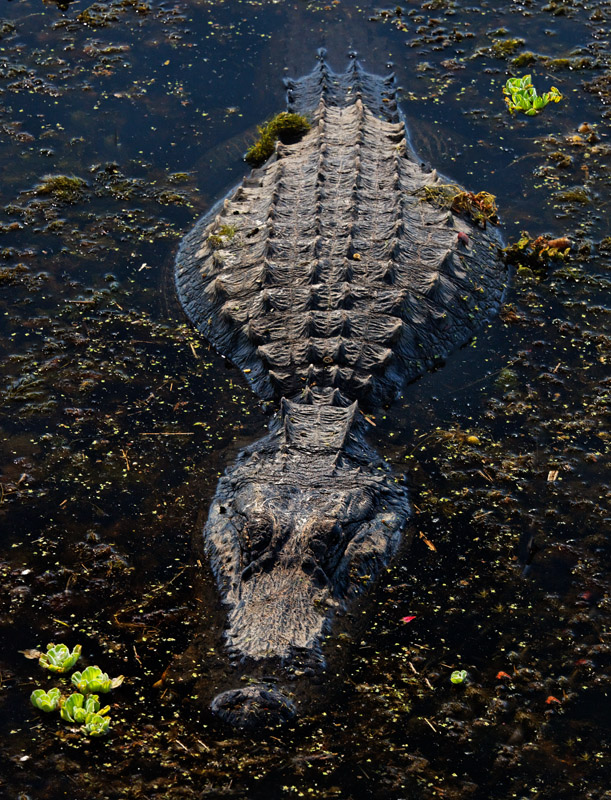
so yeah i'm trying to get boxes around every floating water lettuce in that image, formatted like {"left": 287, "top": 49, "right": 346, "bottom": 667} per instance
{"left": 503, "top": 74, "right": 562, "bottom": 115}
{"left": 71, "top": 665, "right": 124, "bottom": 694}
{"left": 39, "top": 643, "right": 82, "bottom": 674}
{"left": 81, "top": 713, "right": 111, "bottom": 737}
{"left": 60, "top": 692, "right": 110, "bottom": 723}
{"left": 28, "top": 643, "right": 123, "bottom": 737}
{"left": 30, "top": 687, "right": 61, "bottom": 712}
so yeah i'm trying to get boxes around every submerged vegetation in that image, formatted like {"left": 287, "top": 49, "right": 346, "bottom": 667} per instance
{"left": 245, "top": 112, "right": 310, "bottom": 167}
{"left": 77, "top": 0, "right": 151, "bottom": 28}
{"left": 34, "top": 174, "right": 88, "bottom": 204}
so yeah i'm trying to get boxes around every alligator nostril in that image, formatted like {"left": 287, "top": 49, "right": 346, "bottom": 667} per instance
{"left": 211, "top": 684, "right": 296, "bottom": 729}
{"left": 312, "top": 566, "right": 329, "bottom": 588}
{"left": 301, "top": 555, "right": 317, "bottom": 574}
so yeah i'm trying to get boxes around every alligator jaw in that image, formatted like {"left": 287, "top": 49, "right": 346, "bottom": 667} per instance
{"left": 205, "top": 399, "right": 409, "bottom": 727}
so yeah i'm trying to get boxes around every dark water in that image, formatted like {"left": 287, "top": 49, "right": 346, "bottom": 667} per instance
{"left": 0, "top": 1, "right": 609, "bottom": 798}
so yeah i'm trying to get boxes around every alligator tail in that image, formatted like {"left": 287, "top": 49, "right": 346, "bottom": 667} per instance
{"left": 285, "top": 49, "right": 399, "bottom": 122}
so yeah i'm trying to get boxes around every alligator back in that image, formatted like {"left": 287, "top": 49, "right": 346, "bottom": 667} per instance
{"left": 175, "top": 54, "right": 505, "bottom": 409}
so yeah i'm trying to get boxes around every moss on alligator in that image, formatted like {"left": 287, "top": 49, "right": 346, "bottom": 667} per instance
{"left": 419, "top": 183, "right": 498, "bottom": 227}
{"left": 245, "top": 112, "right": 310, "bottom": 167}
{"left": 207, "top": 224, "right": 237, "bottom": 249}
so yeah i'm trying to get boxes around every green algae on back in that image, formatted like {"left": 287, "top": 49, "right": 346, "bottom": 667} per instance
{"left": 244, "top": 112, "right": 310, "bottom": 167}
{"left": 207, "top": 224, "right": 237, "bottom": 249}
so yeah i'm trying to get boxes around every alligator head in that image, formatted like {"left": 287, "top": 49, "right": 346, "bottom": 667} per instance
{"left": 205, "top": 398, "right": 409, "bottom": 727}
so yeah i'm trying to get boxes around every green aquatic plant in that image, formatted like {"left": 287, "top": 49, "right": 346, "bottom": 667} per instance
{"left": 60, "top": 692, "right": 110, "bottom": 723}
{"left": 503, "top": 74, "right": 562, "bottom": 115}
{"left": 82, "top": 713, "right": 111, "bottom": 737}
{"left": 39, "top": 643, "right": 82, "bottom": 674}
{"left": 245, "top": 112, "right": 310, "bottom": 167}
{"left": 71, "top": 665, "right": 124, "bottom": 694}
{"left": 450, "top": 670, "right": 468, "bottom": 684}
{"left": 30, "top": 687, "right": 61, "bottom": 712}
{"left": 28, "top": 645, "right": 121, "bottom": 736}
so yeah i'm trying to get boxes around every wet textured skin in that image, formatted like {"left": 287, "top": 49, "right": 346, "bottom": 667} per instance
{"left": 175, "top": 53, "right": 507, "bottom": 728}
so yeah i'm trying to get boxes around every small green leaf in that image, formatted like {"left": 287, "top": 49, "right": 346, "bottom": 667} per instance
{"left": 60, "top": 692, "right": 86, "bottom": 723}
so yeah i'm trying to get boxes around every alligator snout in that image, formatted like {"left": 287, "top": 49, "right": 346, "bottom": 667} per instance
{"left": 211, "top": 684, "right": 297, "bottom": 729}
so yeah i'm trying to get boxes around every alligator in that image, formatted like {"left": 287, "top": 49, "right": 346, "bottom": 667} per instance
{"left": 174, "top": 52, "right": 506, "bottom": 728}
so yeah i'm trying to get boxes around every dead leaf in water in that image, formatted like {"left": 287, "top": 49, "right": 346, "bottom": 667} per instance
{"left": 19, "top": 649, "right": 41, "bottom": 660}
{"left": 419, "top": 532, "right": 437, "bottom": 551}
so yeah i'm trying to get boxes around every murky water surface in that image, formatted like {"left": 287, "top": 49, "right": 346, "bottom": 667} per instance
{"left": 0, "top": 0, "right": 609, "bottom": 798}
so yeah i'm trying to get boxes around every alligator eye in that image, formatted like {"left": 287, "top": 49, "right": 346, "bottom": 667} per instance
{"left": 321, "top": 520, "right": 342, "bottom": 548}
{"left": 308, "top": 521, "right": 341, "bottom": 563}
{"left": 312, "top": 566, "right": 329, "bottom": 588}
{"left": 244, "top": 516, "right": 273, "bottom": 558}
